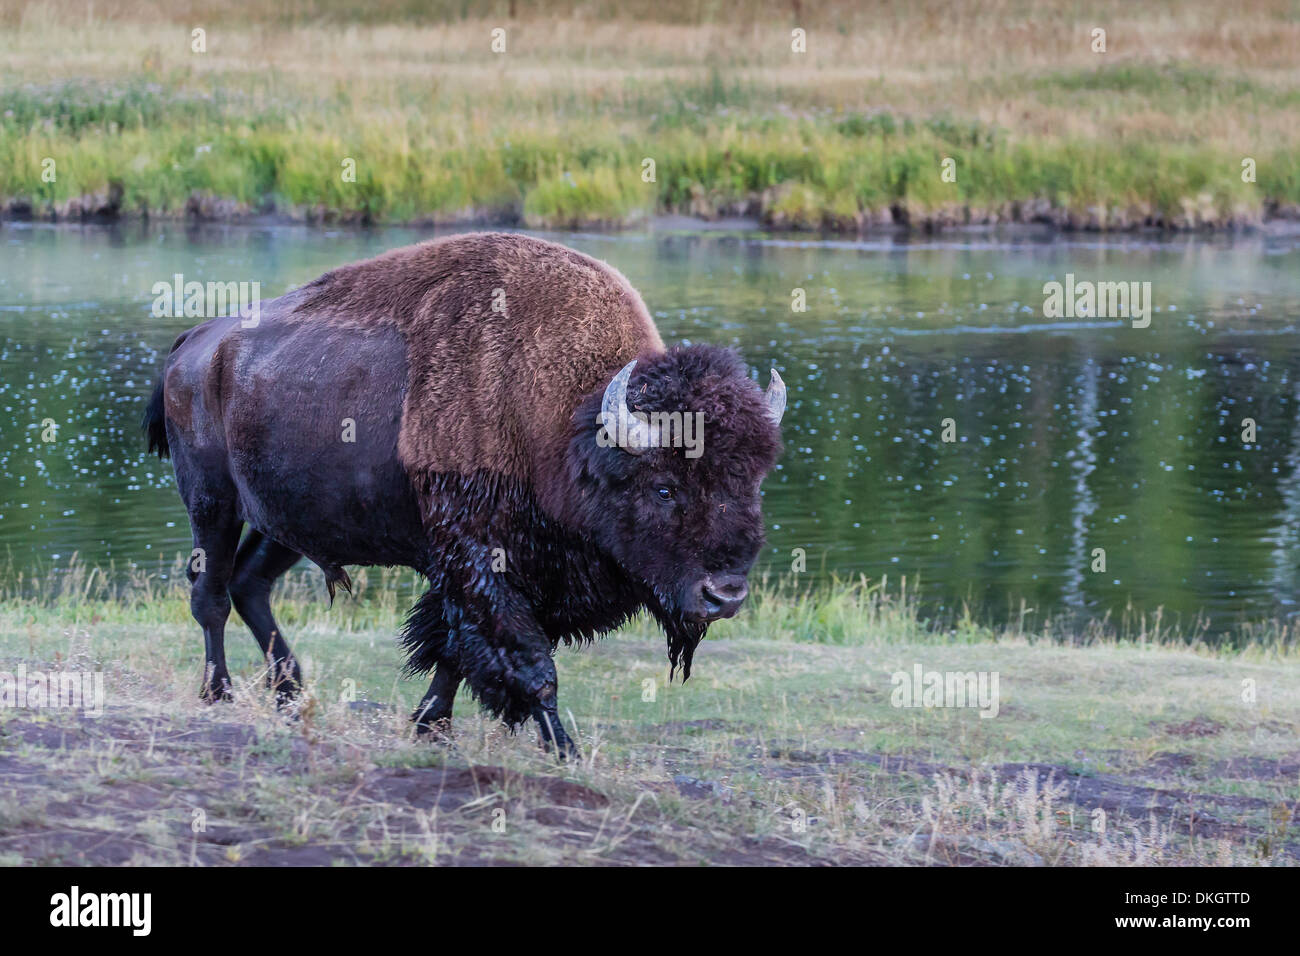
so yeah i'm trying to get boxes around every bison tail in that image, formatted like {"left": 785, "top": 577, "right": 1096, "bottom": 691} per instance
{"left": 142, "top": 375, "right": 169, "bottom": 460}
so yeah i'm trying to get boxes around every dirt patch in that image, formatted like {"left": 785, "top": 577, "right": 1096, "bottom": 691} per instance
{"left": 2, "top": 706, "right": 1291, "bottom": 866}
{"left": 1164, "top": 717, "right": 1226, "bottom": 738}
{"left": 359, "top": 764, "right": 610, "bottom": 813}
{"left": 1107, "top": 749, "right": 1300, "bottom": 784}
{"left": 0, "top": 710, "right": 868, "bottom": 866}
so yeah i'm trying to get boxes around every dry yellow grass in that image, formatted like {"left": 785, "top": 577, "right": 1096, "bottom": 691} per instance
{"left": 6, "top": 0, "right": 1297, "bottom": 147}
{"left": 2, "top": 0, "right": 1296, "bottom": 226}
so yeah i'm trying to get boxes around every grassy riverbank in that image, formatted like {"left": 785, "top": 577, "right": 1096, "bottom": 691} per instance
{"left": 1, "top": 0, "right": 1298, "bottom": 230}
{"left": 1, "top": 564, "right": 1297, "bottom": 865}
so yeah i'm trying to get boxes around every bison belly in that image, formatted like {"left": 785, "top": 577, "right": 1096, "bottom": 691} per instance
{"left": 219, "top": 318, "right": 427, "bottom": 569}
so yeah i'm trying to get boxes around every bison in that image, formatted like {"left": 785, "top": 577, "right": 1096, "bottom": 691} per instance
{"left": 143, "top": 232, "right": 784, "bottom": 754}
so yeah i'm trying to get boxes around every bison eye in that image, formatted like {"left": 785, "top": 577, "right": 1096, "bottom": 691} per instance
{"left": 655, "top": 486, "right": 674, "bottom": 502}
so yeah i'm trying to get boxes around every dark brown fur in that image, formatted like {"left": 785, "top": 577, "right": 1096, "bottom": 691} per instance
{"left": 145, "top": 232, "right": 781, "bottom": 755}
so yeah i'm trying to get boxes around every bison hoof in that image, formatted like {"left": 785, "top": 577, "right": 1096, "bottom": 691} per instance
{"left": 414, "top": 716, "right": 454, "bottom": 742}
{"left": 271, "top": 686, "right": 304, "bottom": 716}
{"left": 199, "top": 675, "right": 233, "bottom": 704}
{"left": 540, "top": 734, "right": 580, "bottom": 761}
{"left": 270, "top": 675, "right": 302, "bottom": 710}
{"left": 273, "top": 687, "right": 300, "bottom": 711}
{"left": 533, "top": 709, "right": 579, "bottom": 760}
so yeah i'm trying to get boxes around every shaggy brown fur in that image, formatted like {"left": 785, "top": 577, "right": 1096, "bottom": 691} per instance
{"left": 145, "top": 232, "right": 782, "bottom": 756}
{"left": 288, "top": 232, "right": 665, "bottom": 519}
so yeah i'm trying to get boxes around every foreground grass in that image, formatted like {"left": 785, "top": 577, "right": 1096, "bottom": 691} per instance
{"left": 1, "top": 0, "right": 1297, "bottom": 229}
{"left": 1, "top": 571, "right": 1297, "bottom": 865}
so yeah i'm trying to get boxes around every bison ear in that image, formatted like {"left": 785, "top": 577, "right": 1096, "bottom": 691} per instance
{"left": 764, "top": 368, "right": 786, "bottom": 426}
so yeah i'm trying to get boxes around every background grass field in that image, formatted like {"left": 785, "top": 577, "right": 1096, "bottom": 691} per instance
{"left": 1, "top": 561, "right": 1296, "bottom": 865}
{"left": 1, "top": 0, "right": 1297, "bottom": 228}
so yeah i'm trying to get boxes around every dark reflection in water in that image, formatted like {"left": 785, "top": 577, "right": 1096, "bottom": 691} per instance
{"left": 2, "top": 222, "right": 1299, "bottom": 638}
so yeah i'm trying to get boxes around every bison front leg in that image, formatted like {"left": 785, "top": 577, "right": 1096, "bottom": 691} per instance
{"left": 407, "top": 574, "right": 577, "bottom": 758}
{"left": 530, "top": 677, "right": 577, "bottom": 758}
{"left": 507, "top": 648, "right": 576, "bottom": 757}
{"left": 468, "top": 608, "right": 577, "bottom": 757}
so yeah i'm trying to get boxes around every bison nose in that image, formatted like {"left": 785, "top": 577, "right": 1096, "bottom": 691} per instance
{"left": 699, "top": 574, "right": 749, "bottom": 620}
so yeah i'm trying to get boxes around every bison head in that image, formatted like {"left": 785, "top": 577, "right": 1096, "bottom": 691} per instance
{"left": 566, "top": 345, "right": 784, "bottom": 670}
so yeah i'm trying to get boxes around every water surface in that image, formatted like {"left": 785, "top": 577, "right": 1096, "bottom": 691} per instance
{"left": 3, "top": 222, "right": 1300, "bottom": 638}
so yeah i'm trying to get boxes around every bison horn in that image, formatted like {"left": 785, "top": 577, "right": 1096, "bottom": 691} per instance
{"left": 601, "top": 360, "right": 660, "bottom": 454}
{"left": 764, "top": 368, "right": 786, "bottom": 426}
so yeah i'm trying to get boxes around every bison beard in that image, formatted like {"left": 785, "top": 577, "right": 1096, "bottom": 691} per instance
{"left": 396, "top": 395, "right": 728, "bottom": 732}
{"left": 665, "top": 619, "right": 707, "bottom": 681}
{"left": 143, "top": 233, "right": 782, "bottom": 756}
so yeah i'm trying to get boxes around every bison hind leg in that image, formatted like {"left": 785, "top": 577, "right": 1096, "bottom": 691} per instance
{"left": 182, "top": 490, "right": 243, "bottom": 704}
{"left": 412, "top": 663, "right": 461, "bottom": 739}
{"left": 402, "top": 587, "right": 459, "bottom": 737}
{"left": 230, "top": 530, "right": 304, "bottom": 706}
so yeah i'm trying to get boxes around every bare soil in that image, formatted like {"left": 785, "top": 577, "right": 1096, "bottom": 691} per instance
{"left": 2, "top": 706, "right": 1294, "bottom": 866}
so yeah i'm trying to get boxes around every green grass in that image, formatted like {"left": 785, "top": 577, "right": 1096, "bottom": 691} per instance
{"left": 1, "top": 559, "right": 1297, "bottom": 865}
{"left": 1, "top": 78, "right": 1282, "bottom": 227}
{"left": 2, "top": 571, "right": 1298, "bottom": 865}
{"left": 8, "top": 551, "right": 1300, "bottom": 654}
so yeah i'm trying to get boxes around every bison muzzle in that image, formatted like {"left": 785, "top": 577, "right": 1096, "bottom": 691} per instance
{"left": 143, "top": 232, "right": 784, "bottom": 755}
